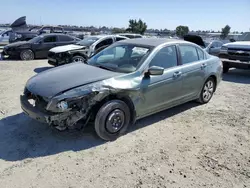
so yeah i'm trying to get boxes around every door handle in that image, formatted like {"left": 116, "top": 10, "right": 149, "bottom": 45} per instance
{"left": 173, "top": 71, "right": 182, "bottom": 77}
{"left": 201, "top": 63, "right": 207, "bottom": 69}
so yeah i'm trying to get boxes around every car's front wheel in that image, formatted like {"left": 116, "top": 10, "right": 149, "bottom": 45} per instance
{"left": 20, "top": 49, "right": 34, "bottom": 60}
{"left": 94, "top": 100, "right": 131, "bottom": 141}
{"left": 72, "top": 55, "right": 85, "bottom": 63}
{"left": 197, "top": 77, "right": 215, "bottom": 104}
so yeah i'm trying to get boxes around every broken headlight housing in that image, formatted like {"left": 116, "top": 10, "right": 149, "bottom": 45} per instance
{"left": 57, "top": 101, "right": 69, "bottom": 111}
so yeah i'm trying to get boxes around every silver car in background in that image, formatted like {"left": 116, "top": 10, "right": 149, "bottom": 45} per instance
{"left": 204, "top": 40, "right": 224, "bottom": 56}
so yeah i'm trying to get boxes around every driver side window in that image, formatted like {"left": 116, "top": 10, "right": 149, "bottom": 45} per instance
{"left": 95, "top": 38, "right": 113, "bottom": 50}
{"left": 149, "top": 45, "right": 178, "bottom": 69}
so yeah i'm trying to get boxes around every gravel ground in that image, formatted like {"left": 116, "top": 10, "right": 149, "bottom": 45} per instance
{"left": 0, "top": 60, "right": 249, "bottom": 188}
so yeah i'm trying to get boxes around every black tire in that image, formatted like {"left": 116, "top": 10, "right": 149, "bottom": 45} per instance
{"left": 197, "top": 77, "right": 215, "bottom": 104}
{"left": 20, "top": 49, "right": 34, "bottom": 60}
{"left": 223, "top": 65, "right": 229, "bottom": 73}
{"left": 72, "top": 55, "right": 85, "bottom": 63}
{"left": 94, "top": 100, "right": 131, "bottom": 141}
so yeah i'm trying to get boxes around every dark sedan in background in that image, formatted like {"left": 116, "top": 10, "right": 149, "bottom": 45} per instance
{"left": 2, "top": 33, "right": 80, "bottom": 60}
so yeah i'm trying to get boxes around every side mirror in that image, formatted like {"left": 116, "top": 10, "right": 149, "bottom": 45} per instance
{"left": 147, "top": 66, "right": 164, "bottom": 76}
{"left": 210, "top": 45, "right": 215, "bottom": 49}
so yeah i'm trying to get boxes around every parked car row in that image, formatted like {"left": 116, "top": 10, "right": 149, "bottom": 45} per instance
{"left": 20, "top": 37, "right": 223, "bottom": 141}
{"left": 2, "top": 33, "right": 81, "bottom": 60}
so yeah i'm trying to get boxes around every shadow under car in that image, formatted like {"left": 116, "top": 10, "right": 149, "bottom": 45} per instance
{"left": 0, "top": 101, "right": 199, "bottom": 162}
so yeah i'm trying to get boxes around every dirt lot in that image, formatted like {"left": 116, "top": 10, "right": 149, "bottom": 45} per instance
{"left": 0, "top": 60, "right": 249, "bottom": 188}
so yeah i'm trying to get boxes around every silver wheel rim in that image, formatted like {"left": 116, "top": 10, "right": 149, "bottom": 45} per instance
{"left": 73, "top": 57, "right": 84, "bottom": 62}
{"left": 22, "top": 51, "right": 33, "bottom": 60}
{"left": 203, "top": 80, "right": 214, "bottom": 102}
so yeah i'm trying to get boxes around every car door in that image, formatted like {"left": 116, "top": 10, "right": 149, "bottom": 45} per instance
{"left": 178, "top": 44, "right": 207, "bottom": 100}
{"left": 34, "top": 35, "right": 58, "bottom": 58}
{"left": 209, "top": 41, "right": 223, "bottom": 56}
{"left": 138, "top": 45, "right": 183, "bottom": 117}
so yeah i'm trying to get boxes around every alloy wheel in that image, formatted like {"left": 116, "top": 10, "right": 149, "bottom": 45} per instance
{"left": 202, "top": 80, "right": 214, "bottom": 102}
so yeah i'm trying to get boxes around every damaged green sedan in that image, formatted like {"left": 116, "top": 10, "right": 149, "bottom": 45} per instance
{"left": 20, "top": 38, "right": 223, "bottom": 141}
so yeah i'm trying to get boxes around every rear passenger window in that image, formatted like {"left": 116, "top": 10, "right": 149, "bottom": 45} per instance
{"left": 96, "top": 38, "right": 113, "bottom": 49}
{"left": 197, "top": 48, "right": 205, "bottom": 60}
{"left": 149, "top": 46, "right": 178, "bottom": 69}
{"left": 59, "top": 35, "right": 74, "bottom": 42}
{"left": 43, "top": 36, "right": 57, "bottom": 43}
{"left": 179, "top": 45, "right": 199, "bottom": 64}
{"left": 116, "top": 37, "right": 126, "bottom": 41}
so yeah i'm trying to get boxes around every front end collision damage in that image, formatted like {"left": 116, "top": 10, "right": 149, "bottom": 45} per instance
{"left": 25, "top": 76, "right": 142, "bottom": 131}
{"left": 48, "top": 46, "right": 90, "bottom": 66}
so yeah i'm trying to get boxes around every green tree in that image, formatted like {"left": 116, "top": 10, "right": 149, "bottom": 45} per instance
{"left": 220, "top": 25, "right": 231, "bottom": 39}
{"left": 175, "top": 25, "right": 189, "bottom": 38}
{"left": 126, "top": 19, "right": 147, "bottom": 34}
{"left": 112, "top": 27, "right": 126, "bottom": 34}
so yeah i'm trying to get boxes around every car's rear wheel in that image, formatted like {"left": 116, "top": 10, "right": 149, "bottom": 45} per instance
{"left": 20, "top": 49, "right": 34, "bottom": 60}
{"left": 94, "top": 100, "right": 131, "bottom": 141}
{"left": 197, "top": 77, "right": 215, "bottom": 104}
{"left": 72, "top": 55, "right": 85, "bottom": 63}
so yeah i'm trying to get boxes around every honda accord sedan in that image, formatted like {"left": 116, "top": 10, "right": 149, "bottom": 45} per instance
{"left": 20, "top": 38, "right": 223, "bottom": 141}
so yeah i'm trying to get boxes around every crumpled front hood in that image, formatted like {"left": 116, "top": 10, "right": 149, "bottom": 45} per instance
{"left": 25, "top": 63, "right": 121, "bottom": 98}
{"left": 223, "top": 41, "right": 250, "bottom": 49}
{"left": 49, "top": 44, "right": 85, "bottom": 53}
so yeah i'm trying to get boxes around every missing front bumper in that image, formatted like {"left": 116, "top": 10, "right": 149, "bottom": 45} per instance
{"left": 20, "top": 95, "right": 48, "bottom": 123}
{"left": 20, "top": 95, "right": 88, "bottom": 130}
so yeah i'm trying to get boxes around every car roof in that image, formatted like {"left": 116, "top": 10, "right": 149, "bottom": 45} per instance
{"left": 117, "top": 33, "right": 142, "bottom": 36}
{"left": 117, "top": 38, "right": 184, "bottom": 47}
{"left": 40, "top": 33, "right": 70, "bottom": 37}
{"left": 85, "top": 35, "right": 129, "bottom": 39}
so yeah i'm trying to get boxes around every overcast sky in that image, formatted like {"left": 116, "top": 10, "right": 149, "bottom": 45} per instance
{"left": 1, "top": 0, "right": 250, "bottom": 32}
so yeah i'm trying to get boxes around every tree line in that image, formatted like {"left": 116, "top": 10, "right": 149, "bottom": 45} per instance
{"left": 113, "top": 18, "right": 233, "bottom": 39}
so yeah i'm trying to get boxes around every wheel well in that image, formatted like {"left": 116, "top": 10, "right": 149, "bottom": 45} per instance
{"left": 208, "top": 75, "right": 217, "bottom": 91}
{"left": 72, "top": 53, "right": 87, "bottom": 59}
{"left": 90, "top": 94, "right": 136, "bottom": 124}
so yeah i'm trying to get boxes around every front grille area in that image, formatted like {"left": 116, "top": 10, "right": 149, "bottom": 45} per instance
{"left": 48, "top": 51, "right": 56, "bottom": 58}
{"left": 24, "top": 87, "right": 48, "bottom": 113}
{"left": 228, "top": 48, "right": 250, "bottom": 57}
{"left": 226, "top": 48, "right": 250, "bottom": 61}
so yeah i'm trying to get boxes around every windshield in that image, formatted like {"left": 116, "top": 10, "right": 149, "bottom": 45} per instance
{"left": 28, "top": 36, "right": 43, "bottom": 43}
{"left": 87, "top": 44, "right": 150, "bottom": 73}
{"left": 76, "top": 37, "right": 100, "bottom": 46}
